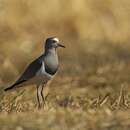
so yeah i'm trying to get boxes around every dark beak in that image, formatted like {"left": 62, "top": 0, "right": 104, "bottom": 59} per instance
{"left": 58, "top": 43, "right": 65, "bottom": 48}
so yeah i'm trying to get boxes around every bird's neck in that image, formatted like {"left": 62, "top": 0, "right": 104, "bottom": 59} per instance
{"left": 45, "top": 48, "right": 57, "bottom": 56}
{"left": 44, "top": 48, "right": 59, "bottom": 75}
{"left": 45, "top": 48, "right": 58, "bottom": 59}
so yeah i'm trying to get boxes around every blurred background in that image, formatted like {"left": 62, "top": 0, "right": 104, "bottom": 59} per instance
{"left": 1, "top": 0, "right": 130, "bottom": 129}
{"left": 0, "top": 0, "right": 130, "bottom": 95}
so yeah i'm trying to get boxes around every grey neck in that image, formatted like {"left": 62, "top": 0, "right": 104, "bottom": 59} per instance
{"left": 45, "top": 48, "right": 58, "bottom": 64}
{"left": 45, "top": 48, "right": 57, "bottom": 55}
{"left": 44, "top": 48, "right": 59, "bottom": 75}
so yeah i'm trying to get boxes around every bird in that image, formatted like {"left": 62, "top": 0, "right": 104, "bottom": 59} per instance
{"left": 4, "top": 37, "right": 65, "bottom": 108}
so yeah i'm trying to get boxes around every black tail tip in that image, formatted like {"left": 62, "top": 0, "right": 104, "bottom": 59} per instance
{"left": 4, "top": 87, "right": 10, "bottom": 91}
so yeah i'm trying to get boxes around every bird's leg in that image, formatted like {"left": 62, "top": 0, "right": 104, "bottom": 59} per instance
{"left": 36, "top": 85, "right": 41, "bottom": 109}
{"left": 45, "top": 93, "right": 50, "bottom": 101}
{"left": 40, "top": 84, "right": 46, "bottom": 107}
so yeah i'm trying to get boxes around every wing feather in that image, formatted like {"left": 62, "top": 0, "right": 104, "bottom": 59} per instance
{"left": 4, "top": 55, "right": 43, "bottom": 91}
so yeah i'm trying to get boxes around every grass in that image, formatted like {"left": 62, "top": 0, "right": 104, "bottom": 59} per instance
{"left": 0, "top": 0, "right": 130, "bottom": 129}
{"left": 0, "top": 42, "right": 130, "bottom": 129}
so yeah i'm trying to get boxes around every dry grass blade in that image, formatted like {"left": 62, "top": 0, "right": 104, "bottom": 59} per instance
{"left": 99, "top": 93, "right": 110, "bottom": 107}
{"left": 3, "top": 90, "right": 25, "bottom": 111}
{"left": 117, "top": 85, "right": 125, "bottom": 107}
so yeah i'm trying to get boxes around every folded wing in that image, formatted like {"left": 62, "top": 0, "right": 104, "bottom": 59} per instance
{"left": 4, "top": 56, "right": 43, "bottom": 91}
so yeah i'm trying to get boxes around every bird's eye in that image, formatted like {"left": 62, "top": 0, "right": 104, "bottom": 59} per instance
{"left": 52, "top": 40, "right": 56, "bottom": 43}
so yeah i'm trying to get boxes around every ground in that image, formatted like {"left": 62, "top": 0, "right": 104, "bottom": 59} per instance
{"left": 0, "top": 42, "right": 130, "bottom": 130}
{"left": 0, "top": 0, "right": 130, "bottom": 129}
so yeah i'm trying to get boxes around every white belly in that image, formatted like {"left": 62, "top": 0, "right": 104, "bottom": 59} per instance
{"left": 30, "top": 75, "right": 51, "bottom": 85}
{"left": 36, "top": 61, "right": 54, "bottom": 83}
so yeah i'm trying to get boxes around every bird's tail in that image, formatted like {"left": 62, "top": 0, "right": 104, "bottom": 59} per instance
{"left": 4, "top": 85, "right": 14, "bottom": 91}
{"left": 4, "top": 80, "right": 26, "bottom": 91}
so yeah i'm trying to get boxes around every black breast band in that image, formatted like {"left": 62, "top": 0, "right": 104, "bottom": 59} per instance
{"left": 45, "top": 65, "right": 58, "bottom": 75}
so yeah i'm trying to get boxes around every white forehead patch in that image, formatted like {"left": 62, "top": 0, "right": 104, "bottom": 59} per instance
{"left": 53, "top": 37, "right": 59, "bottom": 42}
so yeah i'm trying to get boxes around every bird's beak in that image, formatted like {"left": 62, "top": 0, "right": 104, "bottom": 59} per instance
{"left": 58, "top": 43, "right": 65, "bottom": 48}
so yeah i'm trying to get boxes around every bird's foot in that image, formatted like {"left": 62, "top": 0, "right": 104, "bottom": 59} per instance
{"left": 42, "top": 93, "right": 50, "bottom": 110}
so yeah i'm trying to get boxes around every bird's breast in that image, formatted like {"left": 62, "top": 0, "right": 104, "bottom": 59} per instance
{"left": 44, "top": 53, "right": 59, "bottom": 75}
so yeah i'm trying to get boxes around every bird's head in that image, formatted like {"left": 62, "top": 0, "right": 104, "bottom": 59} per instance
{"left": 45, "top": 37, "right": 65, "bottom": 50}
